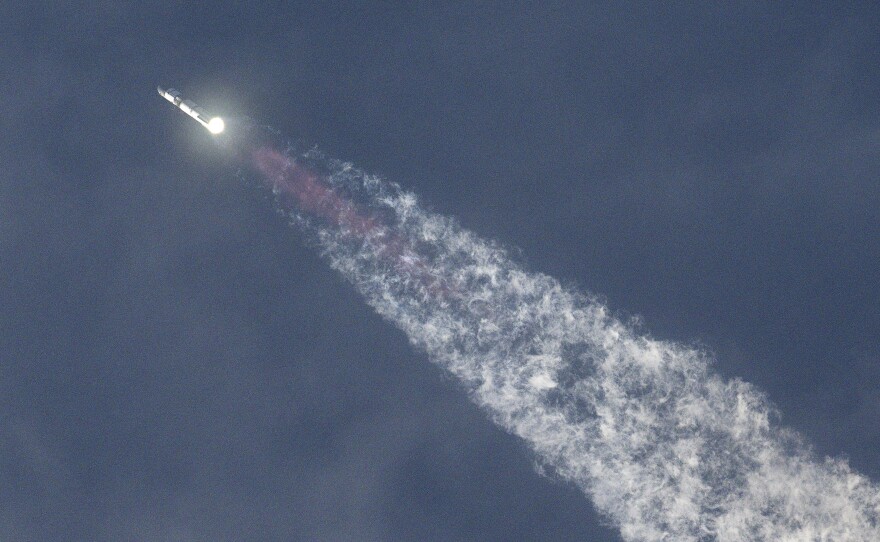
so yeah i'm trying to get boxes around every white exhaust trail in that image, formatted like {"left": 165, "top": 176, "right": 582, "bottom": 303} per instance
{"left": 254, "top": 143, "right": 880, "bottom": 541}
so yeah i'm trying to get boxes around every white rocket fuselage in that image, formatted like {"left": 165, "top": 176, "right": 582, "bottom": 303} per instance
{"left": 157, "top": 86, "right": 224, "bottom": 134}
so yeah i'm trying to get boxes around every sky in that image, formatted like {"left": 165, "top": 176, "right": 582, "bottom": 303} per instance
{"left": 2, "top": 2, "right": 880, "bottom": 540}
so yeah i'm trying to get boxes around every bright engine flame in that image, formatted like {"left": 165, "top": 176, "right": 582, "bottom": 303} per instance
{"left": 207, "top": 117, "right": 225, "bottom": 134}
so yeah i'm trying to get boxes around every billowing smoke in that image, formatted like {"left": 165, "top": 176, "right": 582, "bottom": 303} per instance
{"left": 247, "top": 139, "right": 880, "bottom": 541}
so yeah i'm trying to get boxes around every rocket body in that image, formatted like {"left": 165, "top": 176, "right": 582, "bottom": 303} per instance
{"left": 157, "top": 86, "right": 224, "bottom": 134}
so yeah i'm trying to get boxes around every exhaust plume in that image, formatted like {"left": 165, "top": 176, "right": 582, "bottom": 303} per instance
{"left": 244, "top": 135, "right": 880, "bottom": 541}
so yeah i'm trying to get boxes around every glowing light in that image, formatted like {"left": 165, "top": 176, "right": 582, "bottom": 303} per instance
{"left": 207, "top": 117, "right": 225, "bottom": 134}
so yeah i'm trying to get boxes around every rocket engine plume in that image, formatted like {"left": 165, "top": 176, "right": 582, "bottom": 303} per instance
{"left": 226, "top": 118, "right": 880, "bottom": 540}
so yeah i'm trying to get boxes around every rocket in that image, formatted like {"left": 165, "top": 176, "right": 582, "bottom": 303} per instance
{"left": 157, "top": 86, "right": 225, "bottom": 134}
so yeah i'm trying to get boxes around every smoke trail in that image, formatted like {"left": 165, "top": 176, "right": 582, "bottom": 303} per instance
{"left": 246, "top": 136, "right": 880, "bottom": 540}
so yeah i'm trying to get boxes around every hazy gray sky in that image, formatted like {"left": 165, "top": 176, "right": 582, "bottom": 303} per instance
{"left": 2, "top": 3, "right": 879, "bottom": 540}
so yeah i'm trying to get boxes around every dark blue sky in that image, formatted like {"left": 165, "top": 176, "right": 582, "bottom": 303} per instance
{"left": 2, "top": 3, "right": 879, "bottom": 540}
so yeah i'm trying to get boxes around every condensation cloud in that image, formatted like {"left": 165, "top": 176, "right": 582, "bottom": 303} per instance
{"left": 252, "top": 142, "right": 880, "bottom": 541}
